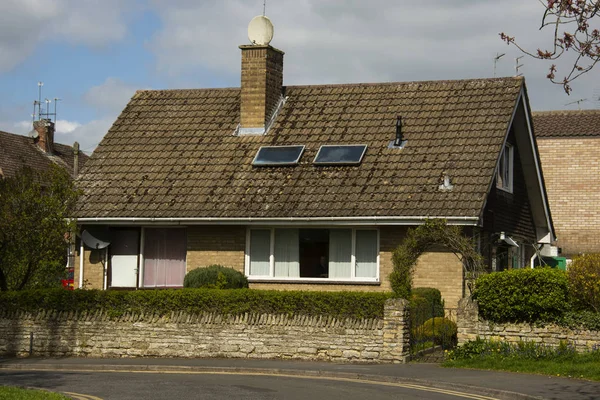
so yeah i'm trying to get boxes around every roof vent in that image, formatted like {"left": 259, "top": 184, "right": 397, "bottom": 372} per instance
{"left": 388, "top": 115, "right": 407, "bottom": 148}
{"left": 439, "top": 174, "right": 454, "bottom": 191}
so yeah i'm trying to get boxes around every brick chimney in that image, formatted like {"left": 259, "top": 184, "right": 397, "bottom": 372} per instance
{"left": 239, "top": 45, "right": 284, "bottom": 133}
{"left": 34, "top": 119, "right": 55, "bottom": 154}
{"left": 239, "top": 15, "right": 284, "bottom": 134}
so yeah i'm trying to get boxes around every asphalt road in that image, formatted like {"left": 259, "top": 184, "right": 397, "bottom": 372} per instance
{"left": 0, "top": 370, "right": 502, "bottom": 400}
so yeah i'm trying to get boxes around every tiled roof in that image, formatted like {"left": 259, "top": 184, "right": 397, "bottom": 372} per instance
{"left": 533, "top": 109, "right": 600, "bottom": 138}
{"left": 75, "top": 77, "right": 524, "bottom": 219}
{"left": 0, "top": 130, "right": 89, "bottom": 179}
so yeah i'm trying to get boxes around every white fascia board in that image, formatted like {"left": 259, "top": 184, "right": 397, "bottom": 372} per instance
{"left": 77, "top": 216, "right": 480, "bottom": 226}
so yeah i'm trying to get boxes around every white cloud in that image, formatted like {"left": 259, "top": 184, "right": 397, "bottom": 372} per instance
{"left": 0, "top": 0, "right": 136, "bottom": 73}
{"left": 83, "top": 77, "right": 139, "bottom": 114}
{"left": 55, "top": 119, "right": 82, "bottom": 134}
{"left": 147, "top": 0, "right": 600, "bottom": 110}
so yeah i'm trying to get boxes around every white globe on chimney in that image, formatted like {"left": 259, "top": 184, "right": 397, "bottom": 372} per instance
{"left": 248, "top": 15, "right": 274, "bottom": 45}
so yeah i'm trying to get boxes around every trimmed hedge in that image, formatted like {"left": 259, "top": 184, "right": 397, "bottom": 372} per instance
{"left": 0, "top": 288, "right": 391, "bottom": 320}
{"left": 411, "top": 287, "right": 445, "bottom": 317}
{"left": 184, "top": 265, "right": 249, "bottom": 289}
{"left": 473, "top": 268, "right": 569, "bottom": 323}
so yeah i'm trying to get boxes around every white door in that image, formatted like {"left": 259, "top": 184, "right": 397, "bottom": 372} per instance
{"left": 110, "top": 229, "right": 139, "bottom": 287}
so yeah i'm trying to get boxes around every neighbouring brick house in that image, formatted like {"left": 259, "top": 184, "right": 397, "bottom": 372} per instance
{"left": 73, "top": 16, "right": 554, "bottom": 308}
{"left": 533, "top": 110, "right": 600, "bottom": 258}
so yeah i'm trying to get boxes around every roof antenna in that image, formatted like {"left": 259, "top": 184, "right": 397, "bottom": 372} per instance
{"left": 515, "top": 56, "right": 524, "bottom": 77}
{"left": 565, "top": 98, "right": 588, "bottom": 110}
{"left": 263, "top": 0, "right": 266, "bottom": 16}
{"left": 493, "top": 53, "right": 505, "bottom": 77}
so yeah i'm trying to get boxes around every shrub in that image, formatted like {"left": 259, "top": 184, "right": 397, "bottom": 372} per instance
{"left": 473, "top": 268, "right": 569, "bottom": 323}
{"left": 568, "top": 254, "right": 600, "bottom": 312}
{"left": 183, "top": 265, "right": 249, "bottom": 289}
{"left": 0, "top": 288, "right": 391, "bottom": 320}
{"left": 421, "top": 317, "right": 457, "bottom": 348}
{"left": 411, "top": 288, "right": 445, "bottom": 317}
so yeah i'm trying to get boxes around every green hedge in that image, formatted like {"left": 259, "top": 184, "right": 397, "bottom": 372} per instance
{"left": 0, "top": 288, "right": 391, "bottom": 320}
{"left": 184, "top": 265, "right": 249, "bottom": 289}
{"left": 411, "top": 288, "right": 445, "bottom": 317}
{"left": 473, "top": 268, "right": 569, "bottom": 323}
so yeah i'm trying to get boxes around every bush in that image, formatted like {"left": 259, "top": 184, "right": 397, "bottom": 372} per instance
{"left": 0, "top": 288, "right": 391, "bottom": 320}
{"left": 184, "top": 265, "right": 249, "bottom": 289}
{"left": 473, "top": 268, "right": 569, "bottom": 323}
{"left": 568, "top": 254, "right": 600, "bottom": 312}
{"left": 421, "top": 317, "right": 457, "bottom": 348}
{"left": 411, "top": 288, "right": 445, "bottom": 317}
{"left": 559, "top": 310, "right": 600, "bottom": 331}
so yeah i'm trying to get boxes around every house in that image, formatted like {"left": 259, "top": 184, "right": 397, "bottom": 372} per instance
{"left": 73, "top": 16, "right": 554, "bottom": 308}
{"left": 533, "top": 109, "right": 600, "bottom": 258}
{"left": 0, "top": 120, "right": 87, "bottom": 179}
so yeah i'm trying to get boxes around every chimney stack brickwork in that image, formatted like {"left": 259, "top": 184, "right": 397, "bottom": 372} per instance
{"left": 240, "top": 45, "right": 284, "bottom": 130}
{"left": 33, "top": 119, "right": 55, "bottom": 154}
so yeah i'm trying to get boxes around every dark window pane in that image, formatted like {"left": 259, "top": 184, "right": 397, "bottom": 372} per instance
{"left": 253, "top": 146, "right": 305, "bottom": 166}
{"left": 314, "top": 145, "right": 367, "bottom": 165}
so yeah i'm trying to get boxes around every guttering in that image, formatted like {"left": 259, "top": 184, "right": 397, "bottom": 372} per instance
{"left": 76, "top": 216, "right": 480, "bottom": 226}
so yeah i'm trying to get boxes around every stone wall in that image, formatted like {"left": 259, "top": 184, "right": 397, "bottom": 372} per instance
{"left": 0, "top": 299, "right": 410, "bottom": 363}
{"left": 457, "top": 297, "right": 600, "bottom": 352}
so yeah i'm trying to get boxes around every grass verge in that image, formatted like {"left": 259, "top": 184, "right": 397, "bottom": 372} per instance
{"left": 0, "top": 386, "right": 69, "bottom": 399}
{"left": 443, "top": 338, "right": 600, "bottom": 381}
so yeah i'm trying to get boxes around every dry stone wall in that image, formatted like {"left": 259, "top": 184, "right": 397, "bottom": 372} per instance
{"left": 0, "top": 299, "right": 410, "bottom": 363}
{"left": 457, "top": 297, "right": 600, "bottom": 352}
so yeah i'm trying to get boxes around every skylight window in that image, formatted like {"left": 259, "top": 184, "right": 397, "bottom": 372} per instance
{"left": 313, "top": 145, "right": 367, "bottom": 165}
{"left": 252, "top": 145, "right": 305, "bottom": 166}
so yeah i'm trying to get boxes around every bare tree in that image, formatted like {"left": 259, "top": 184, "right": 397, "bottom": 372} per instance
{"left": 500, "top": 0, "right": 599, "bottom": 94}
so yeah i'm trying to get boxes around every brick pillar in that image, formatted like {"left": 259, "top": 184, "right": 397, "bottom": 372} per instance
{"left": 33, "top": 119, "right": 55, "bottom": 154}
{"left": 239, "top": 45, "right": 284, "bottom": 131}
{"left": 381, "top": 298, "right": 410, "bottom": 363}
{"left": 457, "top": 297, "right": 479, "bottom": 345}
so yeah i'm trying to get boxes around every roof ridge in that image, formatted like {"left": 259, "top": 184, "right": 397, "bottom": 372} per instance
{"left": 533, "top": 109, "right": 600, "bottom": 115}
{"left": 133, "top": 76, "right": 523, "bottom": 95}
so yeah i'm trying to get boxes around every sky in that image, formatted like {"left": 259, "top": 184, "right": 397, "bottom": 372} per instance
{"left": 1, "top": 0, "right": 598, "bottom": 154}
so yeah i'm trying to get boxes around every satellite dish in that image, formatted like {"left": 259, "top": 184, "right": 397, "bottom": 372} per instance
{"left": 248, "top": 15, "right": 274, "bottom": 45}
{"left": 28, "top": 129, "right": 38, "bottom": 139}
{"left": 81, "top": 226, "right": 111, "bottom": 250}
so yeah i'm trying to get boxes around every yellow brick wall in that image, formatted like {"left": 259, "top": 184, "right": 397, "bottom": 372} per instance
{"left": 73, "top": 247, "right": 105, "bottom": 290}
{"left": 186, "top": 225, "right": 246, "bottom": 272}
{"left": 412, "top": 247, "right": 464, "bottom": 309}
{"left": 75, "top": 224, "right": 465, "bottom": 306}
{"left": 537, "top": 138, "right": 600, "bottom": 255}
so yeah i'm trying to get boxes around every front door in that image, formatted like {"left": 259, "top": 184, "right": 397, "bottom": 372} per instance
{"left": 110, "top": 229, "right": 139, "bottom": 287}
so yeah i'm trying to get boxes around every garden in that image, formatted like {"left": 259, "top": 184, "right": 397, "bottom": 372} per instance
{"left": 444, "top": 253, "right": 600, "bottom": 380}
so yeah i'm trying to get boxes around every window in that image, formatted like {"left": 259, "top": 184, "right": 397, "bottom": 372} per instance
{"left": 252, "top": 145, "right": 305, "bottom": 166}
{"left": 496, "top": 144, "right": 513, "bottom": 192}
{"left": 246, "top": 228, "right": 379, "bottom": 281}
{"left": 142, "top": 228, "right": 187, "bottom": 287}
{"left": 313, "top": 145, "right": 367, "bottom": 165}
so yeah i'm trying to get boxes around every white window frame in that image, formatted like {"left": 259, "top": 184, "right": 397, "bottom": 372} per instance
{"left": 497, "top": 143, "right": 514, "bottom": 193}
{"left": 244, "top": 227, "right": 380, "bottom": 283}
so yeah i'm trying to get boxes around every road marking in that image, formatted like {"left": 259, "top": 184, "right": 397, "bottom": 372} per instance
{"left": 63, "top": 391, "right": 103, "bottom": 400}
{"left": 2, "top": 367, "right": 503, "bottom": 400}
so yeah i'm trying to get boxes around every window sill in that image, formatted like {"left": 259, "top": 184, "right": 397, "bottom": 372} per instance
{"left": 248, "top": 278, "right": 380, "bottom": 286}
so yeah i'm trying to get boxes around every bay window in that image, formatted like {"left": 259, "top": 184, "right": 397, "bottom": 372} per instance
{"left": 246, "top": 228, "right": 379, "bottom": 281}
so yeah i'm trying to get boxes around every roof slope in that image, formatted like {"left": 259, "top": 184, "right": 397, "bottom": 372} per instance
{"left": 75, "top": 77, "right": 524, "bottom": 219}
{"left": 0, "top": 130, "right": 89, "bottom": 179}
{"left": 533, "top": 109, "right": 600, "bottom": 138}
